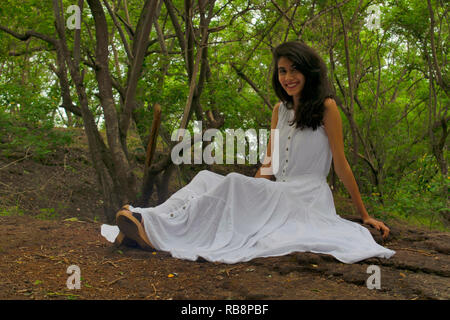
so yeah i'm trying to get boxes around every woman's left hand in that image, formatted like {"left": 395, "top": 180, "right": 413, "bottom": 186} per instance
{"left": 363, "top": 217, "right": 390, "bottom": 239}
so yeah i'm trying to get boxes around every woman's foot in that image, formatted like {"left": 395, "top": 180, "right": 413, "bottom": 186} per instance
{"left": 115, "top": 206, "right": 155, "bottom": 251}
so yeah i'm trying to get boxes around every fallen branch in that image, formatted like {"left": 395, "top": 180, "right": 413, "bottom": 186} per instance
{"left": 0, "top": 148, "right": 31, "bottom": 171}
{"left": 394, "top": 247, "right": 435, "bottom": 257}
{"left": 102, "top": 260, "right": 119, "bottom": 268}
{"left": 145, "top": 283, "right": 158, "bottom": 299}
{"left": 108, "top": 276, "right": 126, "bottom": 286}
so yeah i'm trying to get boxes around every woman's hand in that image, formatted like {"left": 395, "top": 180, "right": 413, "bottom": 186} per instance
{"left": 362, "top": 217, "right": 390, "bottom": 239}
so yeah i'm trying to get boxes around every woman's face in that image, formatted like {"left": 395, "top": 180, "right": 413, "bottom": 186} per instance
{"left": 277, "top": 56, "right": 305, "bottom": 100}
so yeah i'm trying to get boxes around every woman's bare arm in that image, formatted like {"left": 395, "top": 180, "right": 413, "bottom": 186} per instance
{"left": 255, "top": 102, "right": 280, "bottom": 180}
{"left": 323, "top": 98, "right": 390, "bottom": 238}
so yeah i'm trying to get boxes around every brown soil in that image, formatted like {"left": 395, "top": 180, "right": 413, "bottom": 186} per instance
{"left": 0, "top": 134, "right": 449, "bottom": 300}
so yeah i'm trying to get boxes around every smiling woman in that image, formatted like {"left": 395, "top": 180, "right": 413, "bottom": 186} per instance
{"left": 271, "top": 41, "right": 333, "bottom": 131}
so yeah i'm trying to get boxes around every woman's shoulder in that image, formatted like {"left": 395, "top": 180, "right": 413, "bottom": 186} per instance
{"left": 323, "top": 97, "right": 339, "bottom": 115}
{"left": 323, "top": 96, "right": 337, "bottom": 108}
{"left": 274, "top": 101, "right": 287, "bottom": 113}
{"left": 272, "top": 101, "right": 282, "bottom": 117}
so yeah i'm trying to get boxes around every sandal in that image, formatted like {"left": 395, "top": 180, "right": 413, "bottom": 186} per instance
{"left": 114, "top": 205, "right": 137, "bottom": 247}
{"left": 114, "top": 230, "right": 138, "bottom": 247}
{"left": 116, "top": 207, "right": 154, "bottom": 251}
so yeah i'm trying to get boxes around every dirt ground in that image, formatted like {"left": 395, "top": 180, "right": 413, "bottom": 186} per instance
{"left": 0, "top": 135, "right": 449, "bottom": 301}
{"left": 0, "top": 213, "right": 449, "bottom": 300}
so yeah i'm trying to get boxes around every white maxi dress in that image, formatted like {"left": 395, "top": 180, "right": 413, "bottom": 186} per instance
{"left": 128, "top": 102, "right": 396, "bottom": 264}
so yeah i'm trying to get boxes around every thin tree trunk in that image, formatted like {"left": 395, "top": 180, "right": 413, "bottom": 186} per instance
{"left": 87, "top": 0, "right": 136, "bottom": 206}
{"left": 337, "top": 5, "right": 358, "bottom": 167}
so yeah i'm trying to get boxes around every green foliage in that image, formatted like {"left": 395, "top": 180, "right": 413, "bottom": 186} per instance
{"left": 0, "top": 106, "right": 73, "bottom": 159}
{"left": 363, "top": 154, "right": 449, "bottom": 231}
{"left": 0, "top": 0, "right": 447, "bottom": 229}
{"left": 35, "top": 207, "right": 59, "bottom": 220}
{"left": 0, "top": 205, "right": 24, "bottom": 217}
{"left": 0, "top": 75, "right": 73, "bottom": 159}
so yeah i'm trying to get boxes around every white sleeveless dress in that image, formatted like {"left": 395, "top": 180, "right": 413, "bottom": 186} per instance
{"left": 128, "top": 102, "right": 395, "bottom": 264}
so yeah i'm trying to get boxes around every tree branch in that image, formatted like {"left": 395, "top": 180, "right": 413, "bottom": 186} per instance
{"left": 427, "top": 0, "right": 448, "bottom": 91}
{"left": 120, "top": 0, "right": 159, "bottom": 138}
{"left": 231, "top": 63, "right": 273, "bottom": 111}
{"left": 270, "top": 0, "right": 298, "bottom": 35}
{"left": 0, "top": 25, "right": 57, "bottom": 45}
{"left": 8, "top": 46, "right": 55, "bottom": 56}
{"left": 103, "top": 0, "right": 133, "bottom": 62}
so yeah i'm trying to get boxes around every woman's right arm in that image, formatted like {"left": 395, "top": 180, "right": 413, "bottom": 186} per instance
{"left": 254, "top": 102, "right": 280, "bottom": 179}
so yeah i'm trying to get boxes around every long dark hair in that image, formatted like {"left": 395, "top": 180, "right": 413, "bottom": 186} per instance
{"left": 272, "top": 41, "right": 334, "bottom": 131}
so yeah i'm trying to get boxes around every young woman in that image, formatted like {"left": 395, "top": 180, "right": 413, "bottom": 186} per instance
{"left": 115, "top": 41, "right": 395, "bottom": 264}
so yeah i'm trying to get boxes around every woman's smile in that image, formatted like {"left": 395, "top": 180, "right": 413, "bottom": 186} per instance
{"left": 285, "top": 81, "right": 300, "bottom": 89}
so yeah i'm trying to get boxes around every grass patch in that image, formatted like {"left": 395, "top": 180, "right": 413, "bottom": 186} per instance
{"left": 0, "top": 205, "right": 24, "bottom": 217}
{"left": 35, "top": 207, "right": 59, "bottom": 220}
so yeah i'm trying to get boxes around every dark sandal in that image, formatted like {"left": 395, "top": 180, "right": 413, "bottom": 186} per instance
{"left": 116, "top": 208, "right": 154, "bottom": 251}
{"left": 114, "top": 205, "right": 141, "bottom": 247}
{"left": 114, "top": 231, "right": 138, "bottom": 247}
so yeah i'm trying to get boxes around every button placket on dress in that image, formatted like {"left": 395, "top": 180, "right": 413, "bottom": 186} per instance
{"left": 169, "top": 194, "right": 195, "bottom": 219}
{"left": 175, "top": 194, "right": 196, "bottom": 217}
{"left": 281, "top": 126, "right": 295, "bottom": 182}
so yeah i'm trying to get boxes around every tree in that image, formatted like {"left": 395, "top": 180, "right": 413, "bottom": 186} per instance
{"left": 0, "top": 0, "right": 447, "bottom": 227}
